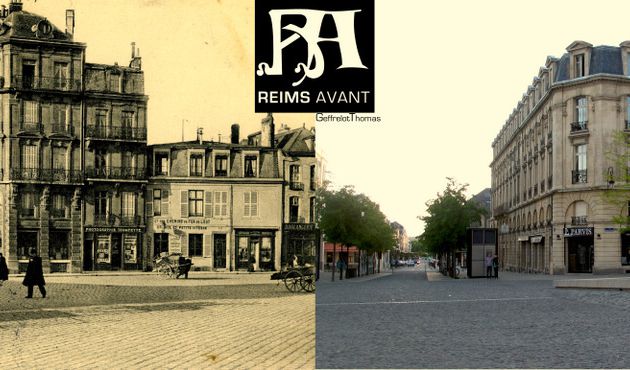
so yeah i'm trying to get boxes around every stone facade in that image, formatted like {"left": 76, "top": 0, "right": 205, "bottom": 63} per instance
{"left": 0, "top": 2, "right": 147, "bottom": 273}
{"left": 491, "top": 40, "right": 630, "bottom": 274}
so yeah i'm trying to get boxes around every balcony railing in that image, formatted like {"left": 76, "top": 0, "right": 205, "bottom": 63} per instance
{"left": 10, "top": 168, "right": 83, "bottom": 183}
{"left": 50, "top": 208, "right": 68, "bottom": 219}
{"left": 571, "top": 216, "right": 588, "bottom": 226}
{"left": 570, "top": 121, "right": 588, "bottom": 133}
{"left": 94, "top": 214, "right": 142, "bottom": 226}
{"left": 121, "top": 215, "right": 143, "bottom": 226}
{"left": 572, "top": 169, "right": 587, "bottom": 184}
{"left": 12, "top": 75, "right": 81, "bottom": 91}
{"left": 289, "top": 182, "right": 304, "bottom": 191}
{"left": 86, "top": 166, "right": 147, "bottom": 180}
{"left": 50, "top": 123, "right": 73, "bottom": 136}
{"left": 19, "top": 121, "right": 42, "bottom": 133}
{"left": 85, "top": 125, "right": 147, "bottom": 141}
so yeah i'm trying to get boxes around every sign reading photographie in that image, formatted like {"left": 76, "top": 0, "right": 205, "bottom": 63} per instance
{"left": 255, "top": 0, "right": 374, "bottom": 113}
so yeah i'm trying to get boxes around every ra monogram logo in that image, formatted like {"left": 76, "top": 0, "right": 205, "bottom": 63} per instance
{"left": 255, "top": 0, "right": 375, "bottom": 113}
{"left": 256, "top": 9, "right": 367, "bottom": 87}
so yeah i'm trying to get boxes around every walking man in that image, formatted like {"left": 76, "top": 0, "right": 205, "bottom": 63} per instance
{"left": 492, "top": 254, "right": 499, "bottom": 279}
{"left": 23, "top": 248, "right": 46, "bottom": 298}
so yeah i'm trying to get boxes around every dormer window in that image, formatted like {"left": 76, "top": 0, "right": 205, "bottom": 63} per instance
{"left": 215, "top": 155, "right": 228, "bottom": 177}
{"left": 575, "top": 54, "right": 585, "bottom": 78}
{"left": 244, "top": 155, "right": 257, "bottom": 177}
{"left": 154, "top": 152, "right": 169, "bottom": 176}
{"left": 189, "top": 153, "right": 203, "bottom": 177}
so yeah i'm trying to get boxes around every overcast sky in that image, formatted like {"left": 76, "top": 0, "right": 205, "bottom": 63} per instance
{"left": 25, "top": 0, "right": 630, "bottom": 237}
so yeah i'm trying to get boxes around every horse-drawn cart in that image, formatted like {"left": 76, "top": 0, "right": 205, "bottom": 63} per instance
{"left": 271, "top": 266, "right": 315, "bottom": 293}
{"left": 153, "top": 253, "right": 193, "bottom": 279}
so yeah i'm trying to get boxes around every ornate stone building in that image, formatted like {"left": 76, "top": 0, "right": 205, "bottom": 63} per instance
{"left": 0, "top": 1, "right": 147, "bottom": 272}
{"left": 491, "top": 40, "right": 630, "bottom": 274}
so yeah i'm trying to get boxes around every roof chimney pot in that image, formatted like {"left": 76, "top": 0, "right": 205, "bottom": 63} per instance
{"left": 65, "top": 9, "right": 75, "bottom": 36}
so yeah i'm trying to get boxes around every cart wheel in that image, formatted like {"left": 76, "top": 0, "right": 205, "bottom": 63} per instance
{"left": 300, "top": 274, "right": 316, "bottom": 292}
{"left": 284, "top": 270, "right": 303, "bottom": 293}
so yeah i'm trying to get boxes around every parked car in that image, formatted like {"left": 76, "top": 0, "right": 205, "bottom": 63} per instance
{"left": 406, "top": 259, "right": 415, "bottom": 266}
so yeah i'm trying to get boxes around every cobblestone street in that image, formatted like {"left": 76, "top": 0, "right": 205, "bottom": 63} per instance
{"left": 0, "top": 272, "right": 314, "bottom": 369}
{"left": 316, "top": 267, "right": 630, "bottom": 369}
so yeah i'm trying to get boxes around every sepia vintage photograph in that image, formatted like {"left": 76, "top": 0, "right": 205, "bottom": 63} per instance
{"left": 0, "top": 0, "right": 316, "bottom": 368}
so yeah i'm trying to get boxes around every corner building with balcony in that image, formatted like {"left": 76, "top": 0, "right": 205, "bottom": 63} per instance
{"left": 491, "top": 40, "right": 630, "bottom": 274}
{"left": 0, "top": 1, "right": 147, "bottom": 273}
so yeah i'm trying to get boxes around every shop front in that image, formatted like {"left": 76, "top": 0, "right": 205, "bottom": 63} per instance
{"left": 234, "top": 230, "right": 276, "bottom": 272}
{"left": 564, "top": 227, "right": 594, "bottom": 273}
{"left": 282, "top": 223, "right": 319, "bottom": 268}
{"left": 84, "top": 226, "right": 145, "bottom": 271}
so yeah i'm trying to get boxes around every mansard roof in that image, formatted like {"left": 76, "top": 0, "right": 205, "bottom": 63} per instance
{"left": 0, "top": 9, "right": 72, "bottom": 42}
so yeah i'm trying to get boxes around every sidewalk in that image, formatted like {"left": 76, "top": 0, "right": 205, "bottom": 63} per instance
{"left": 317, "top": 271, "right": 392, "bottom": 284}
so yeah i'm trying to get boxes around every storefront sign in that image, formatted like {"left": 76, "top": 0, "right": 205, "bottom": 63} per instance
{"left": 154, "top": 218, "right": 211, "bottom": 231}
{"left": 284, "top": 223, "right": 316, "bottom": 232}
{"left": 564, "top": 227, "right": 593, "bottom": 237}
{"left": 530, "top": 235, "right": 544, "bottom": 243}
{"left": 604, "top": 227, "right": 616, "bottom": 232}
{"left": 86, "top": 227, "right": 143, "bottom": 233}
{"left": 517, "top": 236, "right": 529, "bottom": 242}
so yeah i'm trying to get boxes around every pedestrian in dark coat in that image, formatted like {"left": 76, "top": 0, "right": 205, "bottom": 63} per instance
{"left": 0, "top": 252, "right": 9, "bottom": 285}
{"left": 23, "top": 249, "right": 46, "bottom": 298}
{"left": 492, "top": 254, "right": 499, "bottom": 279}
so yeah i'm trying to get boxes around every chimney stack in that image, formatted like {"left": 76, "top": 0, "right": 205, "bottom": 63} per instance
{"left": 196, "top": 127, "right": 203, "bottom": 144}
{"left": 8, "top": 1, "right": 22, "bottom": 13}
{"left": 129, "top": 42, "right": 142, "bottom": 69}
{"left": 231, "top": 123, "right": 240, "bottom": 144}
{"left": 261, "top": 113, "right": 275, "bottom": 148}
{"left": 65, "top": 9, "right": 75, "bottom": 36}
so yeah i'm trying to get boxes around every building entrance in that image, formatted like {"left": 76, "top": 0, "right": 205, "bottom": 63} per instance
{"left": 567, "top": 236, "right": 593, "bottom": 273}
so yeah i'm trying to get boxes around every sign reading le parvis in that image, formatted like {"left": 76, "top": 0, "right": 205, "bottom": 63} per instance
{"left": 255, "top": 0, "right": 375, "bottom": 113}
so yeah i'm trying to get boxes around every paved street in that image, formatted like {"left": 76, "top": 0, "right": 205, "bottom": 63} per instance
{"left": 0, "top": 272, "right": 314, "bottom": 369}
{"left": 316, "top": 266, "right": 630, "bottom": 369}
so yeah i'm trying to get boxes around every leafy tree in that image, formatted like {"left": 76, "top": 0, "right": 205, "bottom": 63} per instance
{"left": 604, "top": 131, "right": 630, "bottom": 232}
{"left": 420, "top": 178, "right": 486, "bottom": 277}
{"left": 318, "top": 185, "right": 394, "bottom": 277}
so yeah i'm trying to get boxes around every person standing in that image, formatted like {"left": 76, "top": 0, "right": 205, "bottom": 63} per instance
{"left": 492, "top": 254, "right": 499, "bottom": 279}
{"left": 336, "top": 258, "right": 346, "bottom": 280}
{"left": 23, "top": 249, "right": 46, "bottom": 298}
{"left": 485, "top": 253, "right": 493, "bottom": 279}
{"left": 0, "top": 252, "right": 9, "bottom": 286}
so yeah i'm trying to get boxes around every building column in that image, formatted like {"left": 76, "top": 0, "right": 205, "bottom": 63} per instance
{"left": 39, "top": 186, "right": 51, "bottom": 272}
{"left": 71, "top": 187, "right": 82, "bottom": 272}
{"left": 8, "top": 184, "right": 19, "bottom": 271}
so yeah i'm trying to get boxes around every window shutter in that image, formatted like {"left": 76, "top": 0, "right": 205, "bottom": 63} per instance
{"left": 251, "top": 191, "right": 258, "bottom": 216}
{"left": 162, "top": 190, "right": 169, "bottom": 215}
{"left": 41, "top": 104, "right": 51, "bottom": 127}
{"left": 214, "top": 191, "right": 221, "bottom": 217}
{"left": 203, "top": 234, "right": 212, "bottom": 257}
{"left": 180, "top": 190, "right": 188, "bottom": 218}
{"left": 221, "top": 191, "right": 227, "bottom": 216}
{"left": 146, "top": 189, "right": 153, "bottom": 216}
{"left": 244, "top": 192, "right": 250, "bottom": 216}
{"left": 205, "top": 191, "right": 213, "bottom": 218}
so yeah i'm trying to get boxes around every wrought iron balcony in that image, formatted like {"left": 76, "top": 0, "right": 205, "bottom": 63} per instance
{"left": 50, "top": 208, "right": 68, "bottom": 219}
{"left": 289, "top": 182, "right": 304, "bottom": 191}
{"left": 85, "top": 125, "right": 147, "bottom": 141}
{"left": 10, "top": 168, "right": 83, "bottom": 183}
{"left": 572, "top": 169, "right": 587, "bottom": 184}
{"left": 19, "top": 121, "right": 42, "bottom": 133}
{"left": 94, "top": 214, "right": 115, "bottom": 226}
{"left": 11, "top": 75, "right": 81, "bottom": 91}
{"left": 570, "top": 121, "right": 588, "bottom": 132}
{"left": 571, "top": 216, "right": 588, "bottom": 226}
{"left": 120, "top": 215, "right": 143, "bottom": 226}
{"left": 86, "top": 166, "right": 147, "bottom": 180}
{"left": 50, "top": 123, "right": 73, "bottom": 136}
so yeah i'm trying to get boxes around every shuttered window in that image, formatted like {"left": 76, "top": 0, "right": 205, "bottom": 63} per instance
{"left": 244, "top": 191, "right": 258, "bottom": 217}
